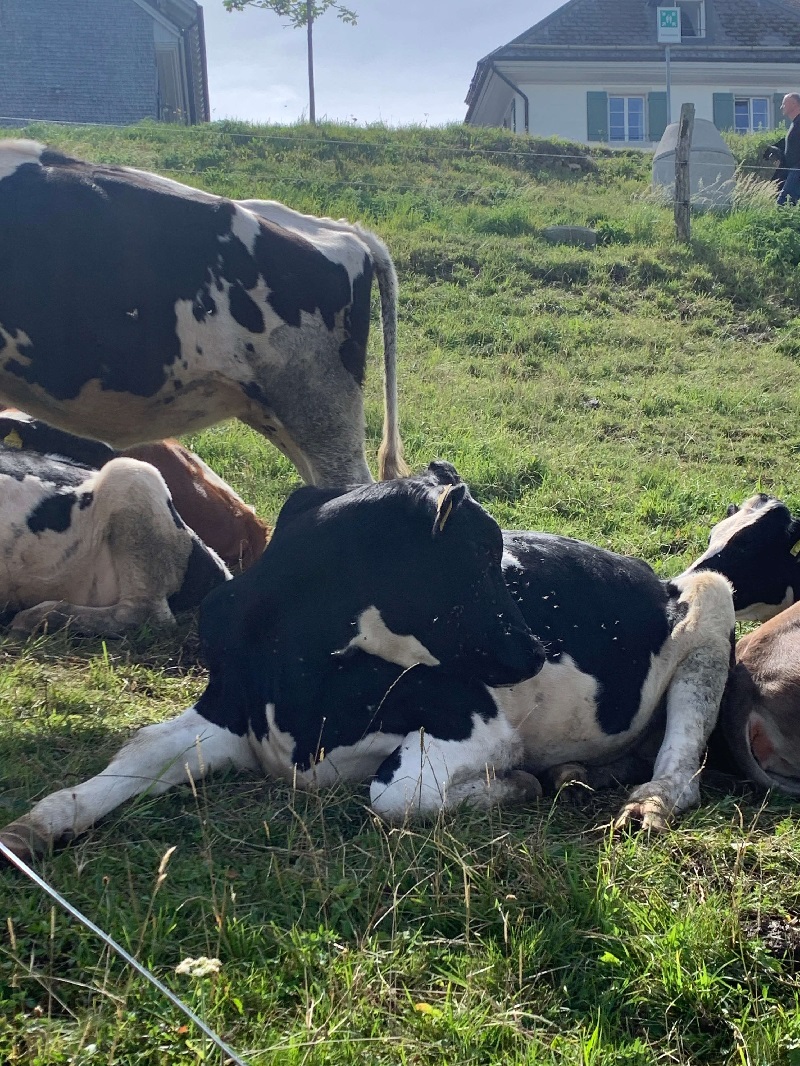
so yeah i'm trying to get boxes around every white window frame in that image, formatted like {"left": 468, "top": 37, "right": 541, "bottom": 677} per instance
{"left": 734, "top": 96, "right": 771, "bottom": 134}
{"left": 678, "top": 1, "right": 706, "bottom": 39}
{"left": 608, "top": 96, "right": 646, "bottom": 143}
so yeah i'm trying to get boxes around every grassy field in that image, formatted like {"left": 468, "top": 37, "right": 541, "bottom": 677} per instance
{"left": 2, "top": 120, "right": 800, "bottom": 1064}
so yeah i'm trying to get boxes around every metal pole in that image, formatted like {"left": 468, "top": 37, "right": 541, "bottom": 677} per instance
{"left": 665, "top": 45, "right": 672, "bottom": 124}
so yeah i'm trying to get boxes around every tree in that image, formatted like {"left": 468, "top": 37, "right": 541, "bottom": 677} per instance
{"left": 223, "top": 0, "right": 357, "bottom": 125}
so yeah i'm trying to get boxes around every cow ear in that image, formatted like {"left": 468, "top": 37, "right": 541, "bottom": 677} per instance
{"left": 428, "top": 460, "right": 461, "bottom": 486}
{"left": 789, "top": 519, "right": 800, "bottom": 560}
{"left": 274, "top": 485, "right": 348, "bottom": 534}
{"left": 726, "top": 503, "right": 739, "bottom": 517}
{"left": 432, "top": 483, "right": 467, "bottom": 536}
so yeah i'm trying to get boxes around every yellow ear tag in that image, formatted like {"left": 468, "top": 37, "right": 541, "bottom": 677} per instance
{"left": 790, "top": 539, "right": 800, "bottom": 557}
{"left": 436, "top": 487, "right": 455, "bottom": 532}
{"left": 3, "top": 429, "right": 23, "bottom": 449}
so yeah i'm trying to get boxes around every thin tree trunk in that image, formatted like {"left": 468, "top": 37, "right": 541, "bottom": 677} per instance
{"left": 306, "top": 0, "right": 315, "bottom": 124}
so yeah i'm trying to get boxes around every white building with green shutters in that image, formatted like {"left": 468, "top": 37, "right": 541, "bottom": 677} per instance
{"left": 464, "top": 0, "right": 800, "bottom": 146}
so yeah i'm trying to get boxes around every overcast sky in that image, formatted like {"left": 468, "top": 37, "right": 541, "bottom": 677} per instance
{"left": 203, "top": 1, "right": 563, "bottom": 127}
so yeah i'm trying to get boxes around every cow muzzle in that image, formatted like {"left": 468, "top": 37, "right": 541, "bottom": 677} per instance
{"left": 467, "top": 624, "right": 546, "bottom": 688}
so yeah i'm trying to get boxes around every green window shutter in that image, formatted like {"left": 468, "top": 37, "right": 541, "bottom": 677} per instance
{"left": 648, "top": 92, "right": 668, "bottom": 142}
{"left": 712, "top": 92, "right": 734, "bottom": 131}
{"left": 774, "top": 92, "right": 789, "bottom": 129}
{"left": 587, "top": 91, "right": 608, "bottom": 141}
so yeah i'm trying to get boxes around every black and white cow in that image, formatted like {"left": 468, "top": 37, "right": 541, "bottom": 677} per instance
{"left": 0, "top": 446, "right": 230, "bottom": 637}
{"left": 0, "top": 139, "right": 406, "bottom": 485}
{"left": 0, "top": 462, "right": 736, "bottom": 860}
{"left": 686, "top": 493, "right": 800, "bottom": 620}
{"left": 686, "top": 493, "right": 800, "bottom": 795}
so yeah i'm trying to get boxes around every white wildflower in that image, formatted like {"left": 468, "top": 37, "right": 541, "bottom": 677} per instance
{"left": 175, "top": 955, "right": 222, "bottom": 978}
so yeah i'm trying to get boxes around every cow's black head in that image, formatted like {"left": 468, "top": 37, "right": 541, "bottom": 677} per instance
{"left": 688, "top": 494, "right": 800, "bottom": 620}
{"left": 199, "top": 460, "right": 545, "bottom": 695}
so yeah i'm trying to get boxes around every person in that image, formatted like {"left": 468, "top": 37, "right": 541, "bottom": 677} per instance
{"left": 764, "top": 93, "right": 800, "bottom": 204}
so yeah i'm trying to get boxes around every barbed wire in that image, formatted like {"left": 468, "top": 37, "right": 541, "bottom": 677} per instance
{"left": 0, "top": 114, "right": 602, "bottom": 162}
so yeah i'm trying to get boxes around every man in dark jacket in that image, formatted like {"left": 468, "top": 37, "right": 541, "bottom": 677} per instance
{"left": 766, "top": 93, "right": 800, "bottom": 204}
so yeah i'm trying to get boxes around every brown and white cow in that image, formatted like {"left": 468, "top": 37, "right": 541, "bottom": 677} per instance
{"left": 0, "top": 140, "right": 406, "bottom": 486}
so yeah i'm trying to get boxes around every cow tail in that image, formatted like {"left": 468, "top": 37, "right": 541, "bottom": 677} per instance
{"left": 358, "top": 229, "right": 408, "bottom": 481}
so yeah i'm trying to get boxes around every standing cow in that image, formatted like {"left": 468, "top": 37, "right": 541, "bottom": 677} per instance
{"left": 0, "top": 139, "right": 406, "bottom": 485}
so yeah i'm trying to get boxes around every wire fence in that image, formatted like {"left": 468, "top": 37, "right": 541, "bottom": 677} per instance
{"left": 0, "top": 114, "right": 787, "bottom": 204}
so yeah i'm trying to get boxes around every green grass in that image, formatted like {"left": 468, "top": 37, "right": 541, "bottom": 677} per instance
{"left": 2, "top": 119, "right": 800, "bottom": 1064}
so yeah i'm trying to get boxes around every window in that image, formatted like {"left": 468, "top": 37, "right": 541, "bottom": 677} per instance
{"left": 156, "top": 43, "right": 184, "bottom": 122}
{"left": 678, "top": 1, "right": 706, "bottom": 38}
{"left": 734, "top": 97, "right": 770, "bottom": 134}
{"left": 609, "top": 96, "right": 645, "bottom": 142}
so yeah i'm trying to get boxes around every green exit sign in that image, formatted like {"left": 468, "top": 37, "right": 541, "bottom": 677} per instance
{"left": 657, "top": 6, "right": 681, "bottom": 41}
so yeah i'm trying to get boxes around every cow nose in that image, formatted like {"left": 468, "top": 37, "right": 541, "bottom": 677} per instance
{"left": 477, "top": 624, "right": 546, "bottom": 688}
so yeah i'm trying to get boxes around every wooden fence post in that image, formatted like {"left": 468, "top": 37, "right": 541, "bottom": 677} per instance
{"left": 674, "top": 102, "right": 695, "bottom": 242}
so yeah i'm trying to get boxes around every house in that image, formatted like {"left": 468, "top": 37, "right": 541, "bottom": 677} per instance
{"left": 0, "top": 0, "right": 209, "bottom": 127}
{"left": 465, "top": 0, "right": 800, "bottom": 147}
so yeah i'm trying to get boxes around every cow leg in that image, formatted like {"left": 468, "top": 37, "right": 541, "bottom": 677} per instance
{"left": 10, "top": 598, "right": 171, "bottom": 637}
{"left": 369, "top": 715, "right": 540, "bottom": 822}
{"left": 615, "top": 571, "right": 734, "bottom": 831}
{"left": 0, "top": 708, "right": 258, "bottom": 862}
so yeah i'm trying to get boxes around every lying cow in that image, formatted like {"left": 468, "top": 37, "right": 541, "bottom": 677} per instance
{"left": 0, "top": 139, "right": 406, "bottom": 485}
{"left": 686, "top": 493, "right": 800, "bottom": 621}
{"left": 1, "top": 409, "right": 270, "bottom": 573}
{"left": 0, "top": 446, "right": 230, "bottom": 637}
{"left": 122, "top": 441, "right": 269, "bottom": 573}
{"left": 0, "top": 461, "right": 737, "bottom": 860}
{"left": 687, "top": 493, "right": 800, "bottom": 795}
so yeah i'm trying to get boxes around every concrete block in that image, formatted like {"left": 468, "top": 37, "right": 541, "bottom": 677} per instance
{"left": 653, "top": 118, "right": 736, "bottom": 209}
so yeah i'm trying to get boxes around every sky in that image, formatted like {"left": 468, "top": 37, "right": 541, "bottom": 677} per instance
{"left": 202, "top": 0, "right": 564, "bottom": 128}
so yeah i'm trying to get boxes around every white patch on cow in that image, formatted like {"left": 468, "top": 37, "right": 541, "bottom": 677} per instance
{"left": 735, "top": 587, "right": 795, "bottom": 622}
{"left": 706, "top": 495, "right": 786, "bottom": 554}
{"left": 249, "top": 702, "right": 402, "bottom": 788}
{"left": 334, "top": 606, "right": 440, "bottom": 668}
{"left": 494, "top": 654, "right": 608, "bottom": 771}
{"left": 369, "top": 712, "right": 521, "bottom": 821}
{"left": 0, "top": 324, "right": 34, "bottom": 366}
{"left": 228, "top": 204, "right": 262, "bottom": 255}
{"left": 0, "top": 139, "right": 44, "bottom": 181}
{"left": 0, "top": 707, "right": 258, "bottom": 852}
{"left": 115, "top": 165, "right": 220, "bottom": 203}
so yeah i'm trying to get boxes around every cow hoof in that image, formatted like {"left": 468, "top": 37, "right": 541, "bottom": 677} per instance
{"left": 613, "top": 797, "right": 670, "bottom": 833}
{"left": 11, "top": 603, "right": 69, "bottom": 635}
{"left": 0, "top": 822, "right": 49, "bottom": 864}
{"left": 504, "top": 769, "right": 544, "bottom": 801}
{"left": 544, "top": 762, "right": 592, "bottom": 804}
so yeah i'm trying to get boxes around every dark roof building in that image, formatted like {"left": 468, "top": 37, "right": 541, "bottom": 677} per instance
{"left": 465, "top": 0, "right": 800, "bottom": 144}
{"left": 0, "top": 0, "right": 209, "bottom": 127}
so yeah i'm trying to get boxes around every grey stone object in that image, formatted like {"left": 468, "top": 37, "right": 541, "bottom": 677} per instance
{"left": 652, "top": 118, "right": 736, "bottom": 209}
{"left": 541, "top": 225, "right": 597, "bottom": 248}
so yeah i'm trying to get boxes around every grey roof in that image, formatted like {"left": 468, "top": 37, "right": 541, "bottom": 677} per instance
{"left": 466, "top": 0, "right": 800, "bottom": 112}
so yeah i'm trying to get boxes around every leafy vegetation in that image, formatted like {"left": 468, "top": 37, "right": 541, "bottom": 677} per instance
{"left": 2, "top": 119, "right": 800, "bottom": 1064}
